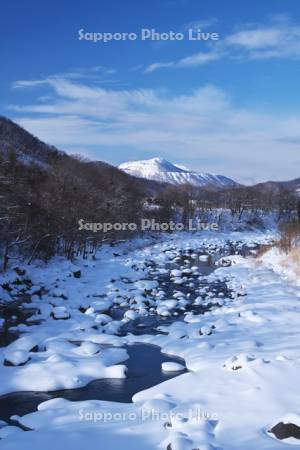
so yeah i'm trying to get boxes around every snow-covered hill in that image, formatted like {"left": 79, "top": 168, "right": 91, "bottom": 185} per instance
{"left": 0, "top": 116, "right": 64, "bottom": 168}
{"left": 119, "top": 157, "right": 238, "bottom": 188}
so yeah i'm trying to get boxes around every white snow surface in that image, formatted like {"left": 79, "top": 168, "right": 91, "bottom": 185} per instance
{"left": 261, "top": 246, "right": 300, "bottom": 285}
{"left": 2, "top": 229, "right": 300, "bottom": 449}
{"left": 119, "top": 157, "right": 238, "bottom": 188}
{"left": 161, "top": 362, "right": 185, "bottom": 372}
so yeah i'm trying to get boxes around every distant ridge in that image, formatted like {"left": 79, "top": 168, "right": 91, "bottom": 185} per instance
{"left": 119, "top": 157, "right": 238, "bottom": 188}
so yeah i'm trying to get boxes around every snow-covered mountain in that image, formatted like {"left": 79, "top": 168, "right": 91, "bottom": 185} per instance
{"left": 118, "top": 157, "right": 238, "bottom": 188}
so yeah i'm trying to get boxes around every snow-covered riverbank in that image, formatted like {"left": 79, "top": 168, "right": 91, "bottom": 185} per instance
{"left": 2, "top": 229, "right": 300, "bottom": 449}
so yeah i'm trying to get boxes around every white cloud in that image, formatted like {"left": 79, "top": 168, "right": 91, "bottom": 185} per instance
{"left": 226, "top": 28, "right": 284, "bottom": 49}
{"left": 176, "top": 50, "right": 223, "bottom": 67}
{"left": 227, "top": 18, "right": 300, "bottom": 59}
{"left": 182, "top": 18, "right": 218, "bottom": 31}
{"left": 13, "top": 79, "right": 49, "bottom": 89}
{"left": 12, "top": 66, "right": 117, "bottom": 90}
{"left": 9, "top": 78, "right": 300, "bottom": 183}
{"left": 145, "top": 51, "right": 223, "bottom": 73}
{"left": 144, "top": 62, "right": 175, "bottom": 73}
{"left": 144, "top": 15, "right": 300, "bottom": 72}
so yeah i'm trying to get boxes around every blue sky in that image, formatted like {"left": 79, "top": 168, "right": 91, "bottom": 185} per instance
{"left": 1, "top": 0, "right": 300, "bottom": 183}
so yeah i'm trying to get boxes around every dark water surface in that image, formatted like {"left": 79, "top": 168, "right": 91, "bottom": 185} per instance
{"left": 0, "top": 343, "right": 187, "bottom": 423}
{"left": 0, "top": 297, "right": 40, "bottom": 347}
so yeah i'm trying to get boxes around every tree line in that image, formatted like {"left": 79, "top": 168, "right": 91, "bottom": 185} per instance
{"left": 0, "top": 149, "right": 143, "bottom": 270}
{"left": 0, "top": 146, "right": 298, "bottom": 270}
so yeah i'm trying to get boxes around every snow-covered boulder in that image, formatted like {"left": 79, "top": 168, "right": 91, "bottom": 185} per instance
{"left": 51, "top": 306, "right": 70, "bottom": 320}
{"left": 199, "top": 254, "right": 209, "bottom": 261}
{"left": 51, "top": 288, "right": 68, "bottom": 299}
{"left": 156, "top": 306, "right": 171, "bottom": 317}
{"left": 89, "top": 299, "right": 112, "bottom": 313}
{"left": 124, "top": 310, "right": 138, "bottom": 321}
{"left": 76, "top": 341, "right": 101, "bottom": 356}
{"left": 173, "top": 278, "right": 185, "bottom": 285}
{"left": 162, "top": 299, "right": 178, "bottom": 309}
{"left": 223, "top": 353, "right": 255, "bottom": 371}
{"left": 95, "top": 313, "right": 112, "bottom": 325}
{"left": 0, "top": 286, "right": 11, "bottom": 302}
{"left": 182, "top": 268, "right": 192, "bottom": 276}
{"left": 164, "top": 435, "right": 193, "bottom": 450}
{"left": 161, "top": 362, "right": 185, "bottom": 372}
{"left": 134, "top": 280, "right": 158, "bottom": 291}
{"left": 199, "top": 325, "right": 213, "bottom": 336}
{"left": 4, "top": 350, "right": 30, "bottom": 366}
{"left": 170, "top": 269, "right": 182, "bottom": 278}
{"left": 218, "top": 257, "right": 232, "bottom": 267}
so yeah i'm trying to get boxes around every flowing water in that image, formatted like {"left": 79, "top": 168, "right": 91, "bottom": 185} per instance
{"left": 0, "top": 343, "right": 187, "bottom": 423}
{"left": 0, "top": 240, "right": 258, "bottom": 425}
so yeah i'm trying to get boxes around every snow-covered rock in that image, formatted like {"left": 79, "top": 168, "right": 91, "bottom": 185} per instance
{"left": 171, "top": 269, "right": 182, "bottom": 278}
{"left": 0, "top": 286, "right": 11, "bottom": 302}
{"left": 75, "top": 341, "right": 101, "bottom": 356}
{"left": 51, "top": 306, "right": 70, "bottom": 320}
{"left": 124, "top": 310, "right": 139, "bottom": 321}
{"left": 90, "top": 299, "right": 112, "bottom": 313}
{"left": 199, "top": 255, "right": 209, "bottom": 261}
{"left": 223, "top": 353, "right": 255, "bottom": 371}
{"left": 157, "top": 306, "right": 171, "bottom": 317}
{"left": 161, "top": 362, "right": 185, "bottom": 372}
{"left": 95, "top": 313, "right": 113, "bottom": 325}
{"left": 4, "top": 350, "right": 30, "bottom": 366}
{"left": 134, "top": 279, "right": 158, "bottom": 291}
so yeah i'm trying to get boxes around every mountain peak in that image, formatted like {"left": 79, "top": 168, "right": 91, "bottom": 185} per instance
{"left": 119, "top": 157, "right": 184, "bottom": 175}
{"left": 150, "top": 157, "right": 166, "bottom": 163}
{"left": 118, "top": 157, "right": 238, "bottom": 188}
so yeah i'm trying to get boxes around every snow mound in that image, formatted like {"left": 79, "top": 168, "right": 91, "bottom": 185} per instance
{"left": 161, "top": 362, "right": 185, "bottom": 372}
{"left": 4, "top": 350, "right": 30, "bottom": 366}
